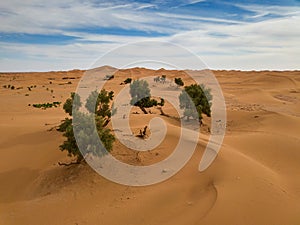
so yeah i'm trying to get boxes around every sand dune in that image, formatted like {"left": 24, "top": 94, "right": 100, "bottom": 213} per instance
{"left": 0, "top": 68, "right": 299, "bottom": 224}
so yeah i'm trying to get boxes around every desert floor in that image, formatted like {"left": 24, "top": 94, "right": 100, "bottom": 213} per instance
{"left": 0, "top": 67, "right": 300, "bottom": 225}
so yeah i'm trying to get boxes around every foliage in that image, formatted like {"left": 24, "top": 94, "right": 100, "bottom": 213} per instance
{"left": 85, "top": 89, "right": 115, "bottom": 127}
{"left": 129, "top": 80, "right": 158, "bottom": 114}
{"left": 58, "top": 93, "right": 115, "bottom": 163}
{"left": 32, "top": 101, "right": 61, "bottom": 109}
{"left": 124, "top": 78, "right": 132, "bottom": 84}
{"left": 63, "top": 92, "right": 82, "bottom": 116}
{"left": 179, "top": 84, "right": 212, "bottom": 122}
{"left": 174, "top": 77, "right": 184, "bottom": 87}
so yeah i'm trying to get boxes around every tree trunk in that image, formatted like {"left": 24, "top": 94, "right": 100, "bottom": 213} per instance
{"left": 159, "top": 107, "right": 169, "bottom": 117}
{"left": 140, "top": 107, "right": 148, "bottom": 114}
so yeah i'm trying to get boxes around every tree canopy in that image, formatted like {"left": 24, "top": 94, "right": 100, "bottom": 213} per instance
{"left": 85, "top": 89, "right": 116, "bottom": 127}
{"left": 179, "top": 84, "right": 212, "bottom": 123}
{"left": 58, "top": 91, "right": 115, "bottom": 164}
{"left": 130, "top": 80, "right": 158, "bottom": 114}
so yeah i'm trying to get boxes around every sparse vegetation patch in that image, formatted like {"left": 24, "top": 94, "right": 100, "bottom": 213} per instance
{"left": 32, "top": 101, "right": 61, "bottom": 109}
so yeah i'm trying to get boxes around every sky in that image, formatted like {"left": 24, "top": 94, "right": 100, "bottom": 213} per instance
{"left": 0, "top": 0, "right": 299, "bottom": 71}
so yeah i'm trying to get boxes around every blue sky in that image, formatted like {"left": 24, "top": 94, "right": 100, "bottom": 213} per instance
{"left": 0, "top": 0, "right": 299, "bottom": 71}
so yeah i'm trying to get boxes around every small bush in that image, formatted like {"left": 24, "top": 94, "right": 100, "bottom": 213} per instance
{"left": 11, "top": 86, "right": 15, "bottom": 90}
{"left": 105, "top": 75, "right": 114, "bottom": 80}
{"left": 174, "top": 78, "right": 184, "bottom": 87}
{"left": 124, "top": 78, "right": 132, "bottom": 84}
{"left": 32, "top": 101, "right": 61, "bottom": 110}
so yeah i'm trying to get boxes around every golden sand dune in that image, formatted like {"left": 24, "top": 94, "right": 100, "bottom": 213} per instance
{"left": 0, "top": 68, "right": 299, "bottom": 225}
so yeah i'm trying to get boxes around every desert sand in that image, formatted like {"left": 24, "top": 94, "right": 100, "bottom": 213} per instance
{"left": 0, "top": 67, "right": 300, "bottom": 225}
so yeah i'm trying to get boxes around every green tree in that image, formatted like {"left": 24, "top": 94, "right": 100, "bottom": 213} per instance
{"left": 174, "top": 77, "right": 184, "bottom": 87}
{"left": 179, "top": 84, "right": 212, "bottom": 123}
{"left": 58, "top": 92, "right": 115, "bottom": 164}
{"left": 129, "top": 80, "right": 158, "bottom": 114}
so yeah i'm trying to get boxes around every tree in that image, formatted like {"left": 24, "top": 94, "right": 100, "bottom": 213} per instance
{"left": 161, "top": 75, "right": 166, "bottom": 83}
{"left": 174, "top": 77, "right": 184, "bottom": 87}
{"left": 85, "top": 89, "right": 116, "bottom": 127}
{"left": 154, "top": 76, "right": 160, "bottom": 83}
{"left": 58, "top": 92, "right": 115, "bottom": 164}
{"left": 130, "top": 80, "right": 158, "bottom": 114}
{"left": 154, "top": 75, "right": 166, "bottom": 83}
{"left": 179, "top": 84, "right": 212, "bottom": 123}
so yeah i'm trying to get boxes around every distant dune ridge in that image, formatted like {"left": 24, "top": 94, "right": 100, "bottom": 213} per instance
{"left": 0, "top": 67, "right": 300, "bottom": 225}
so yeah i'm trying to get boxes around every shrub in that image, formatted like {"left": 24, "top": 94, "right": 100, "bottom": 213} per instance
{"left": 105, "top": 75, "right": 114, "bottom": 80}
{"left": 32, "top": 101, "right": 61, "bottom": 109}
{"left": 174, "top": 78, "right": 184, "bottom": 87}
{"left": 154, "top": 75, "right": 166, "bottom": 83}
{"left": 124, "top": 78, "right": 132, "bottom": 84}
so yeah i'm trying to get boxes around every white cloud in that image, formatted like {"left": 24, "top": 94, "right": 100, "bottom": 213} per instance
{"left": 0, "top": 1, "right": 299, "bottom": 71}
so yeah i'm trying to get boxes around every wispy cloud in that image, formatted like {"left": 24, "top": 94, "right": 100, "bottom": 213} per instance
{"left": 0, "top": 0, "right": 299, "bottom": 71}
